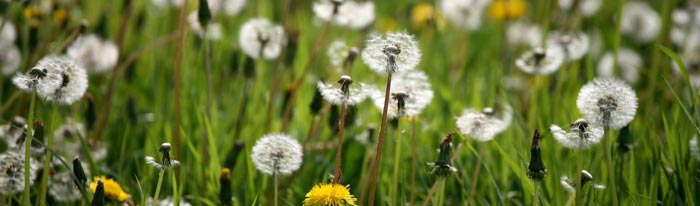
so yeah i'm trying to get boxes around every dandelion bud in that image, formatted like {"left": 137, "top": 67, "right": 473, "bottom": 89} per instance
{"left": 527, "top": 129, "right": 546, "bottom": 182}
{"left": 427, "top": 132, "right": 457, "bottom": 177}
{"left": 219, "top": 168, "right": 233, "bottom": 206}
{"left": 616, "top": 125, "right": 633, "bottom": 154}
{"left": 73, "top": 157, "right": 88, "bottom": 190}
{"left": 243, "top": 56, "right": 256, "bottom": 78}
{"left": 309, "top": 86, "right": 324, "bottom": 115}
{"left": 127, "top": 95, "right": 138, "bottom": 126}
{"left": 85, "top": 93, "right": 96, "bottom": 131}
{"left": 33, "top": 120, "right": 44, "bottom": 142}
{"left": 284, "top": 31, "right": 299, "bottom": 67}
{"left": 91, "top": 180, "right": 105, "bottom": 206}
{"left": 223, "top": 141, "right": 245, "bottom": 170}
{"left": 198, "top": 0, "right": 212, "bottom": 27}
{"left": 343, "top": 47, "right": 359, "bottom": 69}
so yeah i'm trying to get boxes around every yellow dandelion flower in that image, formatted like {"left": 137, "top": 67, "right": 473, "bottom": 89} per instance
{"left": 489, "top": 0, "right": 526, "bottom": 21}
{"left": 410, "top": 3, "right": 446, "bottom": 30}
{"left": 376, "top": 17, "right": 398, "bottom": 32}
{"left": 303, "top": 183, "right": 357, "bottom": 206}
{"left": 89, "top": 176, "right": 130, "bottom": 202}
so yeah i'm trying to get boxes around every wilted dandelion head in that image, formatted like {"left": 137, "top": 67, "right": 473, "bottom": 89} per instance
{"left": 456, "top": 104, "right": 513, "bottom": 142}
{"left": 327, "top": 40, "right": 360, "bottom": 70}
{"left": 0, "top": 42, "right": 21, "bottom": 76}
{"left": 558, "top": 0, "right": 601, "bottom": 17}
{"left": 187, "top": 12, "right": 223, "bottom": 40}
{"left": 313, "top": 0, "right": 375, "bottom": 29}
{"left": 251, "top": 133, "right": 303, "bottom": 176}
{"left": 89, "top": 176, "right": 130, "bottom": 202}
{"left": 427, "top": 133, "right": 457, "bottom": 177}
{"left": 48, "top": 172, "right": 82, "bottom": 202}
{"left": 14, "top": 55, "right": 88, "bottom": 105}
{"left": 527, "top": 129, "right": 547, "bottom": 182}
{"left": 303, "top": 183, "right": 357, "bottom": 206}
{"left": 0, "top": 151, "right": 40, "bottom": 195}
{"left": 317, "top": 75, "right": 369, "bottom": 106}
{"left": 239, "top": 18, "right": 286, "bottom": 60}
{"left": 506, "top": 21, "right": 542, "bottom": 47}
{"left": 550, "top": 119, "right": 604, "bottom": 149}
{"left": 515, "top": 46, "right": 564, "bottom": 75}
{"left": 597, "top": 48, "right": 643, "bottom": 84}
{"left": 370, "top": 70, "right": 433, "bottom": 118}
{"left": 547, "top": 31, "right": 590, "bottom": 61}
{"left": 621, "top": 2, "right": 661, "bottom": 43}
{"left": 362, "top": 32, "right": 421, "bottom": 74}
{"left": 207, "top": 0, "right": 246, "bottom": 16}
{"left": 67, "top": 34, "right": 119, "bottom": 74}
{"left": 440, "top": 0, "right": 490, "bottom": 30}
{"left": 577, "top": 78, "right": 637, "bottom": 129}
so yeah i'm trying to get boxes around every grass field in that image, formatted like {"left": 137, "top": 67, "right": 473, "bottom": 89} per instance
{"left": 1, "top": 0, "right": 699, "bottom": 205}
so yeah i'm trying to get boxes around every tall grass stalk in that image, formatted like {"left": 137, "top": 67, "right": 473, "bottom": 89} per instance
{"left": 152, "top": 169, "right": 166, "bottom": 206}
{"left": 605, "top": 128, "right": 618, "bottom": 206}
{"left": 367, "top": 72, "right": 394, "bottom": 206}
{"left": 389, "top": 118, "right": 402, "bottom": 203}
{"left": 575, "top": 151, "right": 583, "bottom": 205}
{"left": 435, "top": 178, "right": 446, "bottom": 206}
{"left": 468, "top": 146, "right": 485, "bottom": 202}
{"left": 333, "top": 102, "right": 348, "bottom": 184}
{"left": 23, "top": 93, "right": 36, "bottom": 206}
{"left": 172, "top": 0, "right": 188, "bottom": 180}
{"left": 409, "top": 119, "right": 418, "bottom": 204}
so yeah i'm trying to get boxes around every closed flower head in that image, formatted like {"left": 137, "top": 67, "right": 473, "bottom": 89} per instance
{"left": 550, "top": 119, "right": 604, "bottom": 149}
{"left": 251, "top": 133, "right": 303, "bottom": 175}
{"left": 317, "top": 75, "right": 369, "bottom": 106}
{"left": 369, "top": 70, "right": 433, "bottom": 118}
{"left": 313, "top": 0, "right": 375, "bottom": 29}
{"left": 577, "top": 78, "right": 637, "bottom": 129}
{"left": 456, "top": 104, "right": 513, "bottom": 142}
{"left": 427, "top": 132, "right": 457, "bottom": 177}
{"left": 67, "top": 34, "right": 119, "bottom": 74}
{"left": 515, "top": 46, "right": 564, "bottom": 75}
{"left": 362, "top": 32, "right": 421, "bottom": 74}
{"left": 239, "top": 18, "right": 286, "bottom": 60}
{"left": 303, "top": 183, "right": 357, "bottom": 206}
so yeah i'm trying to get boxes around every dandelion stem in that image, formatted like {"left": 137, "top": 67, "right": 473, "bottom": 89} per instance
{"left": 390, "top": 118, "right": 402, "bottom": 204}
{"left": 333, "top": 103, "right": 348, "bottom": 184}
{"left": 153, "top": 169, "right": 165, "bottom": 206}
{"left": 233, "top": 80, "right": 253, "bottom": 140}
{"left": 533, "top": 181, "right": 540, "bottom": 206}
{"left": 273, "top": 172, "right": 279, "bottom": 206}
{"left": 605, "top": 128, "right": 619, "bottom": 206}
{"left": 468, "top": 145, "right": 485, "bottom": 203}
{"left": 409, "top": 118, "right": 418, "bottom": 205}
{"left": 367, "top": 72, "right": 393, "bottom": 206}
{"left": 575, "top": 156, "right": 583, "bottom": 206}
{"left": 23, "top": 92, "right": 36, "bottom": 206}
{"left": 172, "top": 0, "right": 188, "bottom": 182}
{"left": 172, "top": 168, "right": 179, "bottom": 206}
{"left": 436, "top": 178, "right": 446, "bottom": 206}
{"left": 37, "top": 106, "right": 58, "bottom": 206}
{"left": 281, "top": 23, "right": 330, "bottom": 131}
{"left": 202, "top": 26, "right": 213, "bottom": 195}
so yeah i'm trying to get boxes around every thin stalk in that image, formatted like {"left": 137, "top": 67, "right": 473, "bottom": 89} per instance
{"left": 202, "top": 27, "right": 212, "bottom": 195}
{"left": 468, "top": 145, "right": 486, "bottom": 202}
{"left": 37, "top": 106, "right": 59, "bottom": 206}
{"left": 281, "top": 23, "right": 331, "bottom": 131}
{"left": 273, "top": 172, "right": 279, "bottom": 206}
{"left": 409, "top": 119, "right": 418, "bottom": 205}
{"left": 390, "top": 118, "right": 402, "bottom": 204}
{"left": 333, "top": 103, "right": 348, "bottom": 184}
{"left": 172, "top": 0, "right": 188, "bottom": 181}
{"left": 264, "top": 61, "right": 281, "bottom": 131}
{"left": 172, "top": 169, "right": 179, "bottom": 206}
{"left": 605, "top": 128, "right": 618, "bottom": 206}
{"left": 152, "top": 169, "right": 166, "bottom": 206}
{"left": 436, "top": 178, "right": 446, "bottom": 206}
{"left": 233, "top": 80, "right": 253, "bottom": 139}
{"left": 533, "top": 181, "right": 540, "bottom": 206}
{"left": 367, "top": 72, "right": 394, "bottom": 206}
{"left": 23, "top": 92, "right": 36, "bottom": 206}
{"left": 575, "top": 149, "right": 583, "bottom": 206}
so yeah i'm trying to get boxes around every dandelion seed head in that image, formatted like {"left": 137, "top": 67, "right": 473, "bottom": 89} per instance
{"left": 558, "top": 0, "right": 601, "bottom": 17}
{"left": 577, "top": 78, "right": 638, "bottom": 129}
{"left": 303, "top": 183, "right": 357, "bottom": 206}
{"left": 560, "top": 176, "right": 575, "bottom": 193}
{"left": 15, "top": 55, "right": 88, "bottom": 105}
{"left": 440, "top": 0, "right": 491, "bottom": 30}
{"left": 370, "top": 70, "right": 433, "bottom": 118}
{"left": 597, "top": 48, "right": 643, "bottom": 84}
{"left": 506, "top": 21, "right": 542, "bottom": 47}
{"left": 547, "top": 31, "right": 590, "bottom": 61}
{"left": 362, "top": 32, "right": 421, "bottom": 74}
{"left": 187, "top": 12, "right": 223, "bottom": 40}
{"left": 317, "top": 76, "right": 369, "bottom": 106}
{"left": 456, "top": 104, "right": 512, "bottom": 142}
{"left": 0, "top": 151, "right": 40, "bottom": 195}
{"left": 313, "top": 0, "right": 375, "bottom": 29}
{"left": 0, "top": 18, "right": 16, "bottom": 42}
{"left": 550, "top": 119, "right": 604, "bottom": 149}
{"left": 327, "top": 40, "right": 359, "bottom": 70}
{"left": 251, "top": 133, "right": 303, "bottom": 176}
{"left": 66, "top": 34, "right": 119, "bottom": 74}
{"left": 671, "top": 49, "right": 700, "bottom": 88}
{"left": 207, "top": 0, "right": 246, "bottom": 16}
{"left": 1, "top": 42, "right": 21, "bottom": 76}
{"left": 621, "top": 2, "right": 661, "bottom": 43}
{"left": 239, "top": 18, "right": 286, "bottom": 60}
{"left": 515, "top": 46, "right": 564, "bottom": 75}
{"left": 48, "top": 172, "right": 81, "bottom": 202}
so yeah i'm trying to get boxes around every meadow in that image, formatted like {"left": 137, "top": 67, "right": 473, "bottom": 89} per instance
{"left": 0, "top": 0, "right": 699, "bottom": 205}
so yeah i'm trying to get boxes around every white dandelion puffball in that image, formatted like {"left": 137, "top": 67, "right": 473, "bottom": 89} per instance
{"left": 43, "top": 56, "right": 88, "bottom": 105}
{"left": 670, "top": 6, "right": 700, "bottom": 48}
{"left": 369, "top": 70, "right": 433, "bottom": 118}
{"left": 313, "top": 0, "right": 375, "bottom": 29}
{"left": 577, "top": 78, "right": 637, "bottom": 129}
{"left": 621, "top": 2, "right": 661, "bottom": 43}
{"left": 515, "top": 46, "right": 565, "bottom": 75}
{"left": 48, "top": 172, "right": 82, "bottom": 202}
{"left": 558, "top": 0, "right": 601, "bottom": 17}
{"left": 1, "top": 42, "right": 21, "bottom": 76}
{"left": 440, "top": 0, "right": 490, "bottom": 30}
{"left": 67, "top": 34, "right": 119, "bottom": 74}
{"left": 208, "top": 0, "right": 246, "bottom": 16}
{"left": 239, "top": 18, "right": 286, "bottom": 60}
{"left": 251, "top": 133, "right": 303, "bottom": 176}
{"left": 456, "top": 105, "right": 513, "bottom": 142}
{"left": 507, "top": 21, "right": 542, "bottom": 47}
{"left": 187, "top": 12, "right": 223, "bottom": 41}
{"left": 317, "top": 75, "right": 369, "bottom": 106}
{"left": 597, "top": 48, "right": 643, "bottom": 84}
{"left": 12, "top": 57, "right": 64, "bottom": 96}
{"left": 550, "top": 119, "right": 604, "bottom": 149}
{"left": 0, "top": 18, "right": 16, "bottom": 42}
{"left": 327, "top": 40, "right": 359, "bottom": 70}
{"left": 0, "top": 152, "right": 40, "bottom": 195}
{"left": 547, "top": 31, "right": 590, "bottom": 61}
{"left": 362, "top": 32, "right": 421, "bottom": 74}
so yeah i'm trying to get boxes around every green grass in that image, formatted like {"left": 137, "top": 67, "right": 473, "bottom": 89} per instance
{"left": 0, "top": 0, "right": 699, "bottom": 205}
